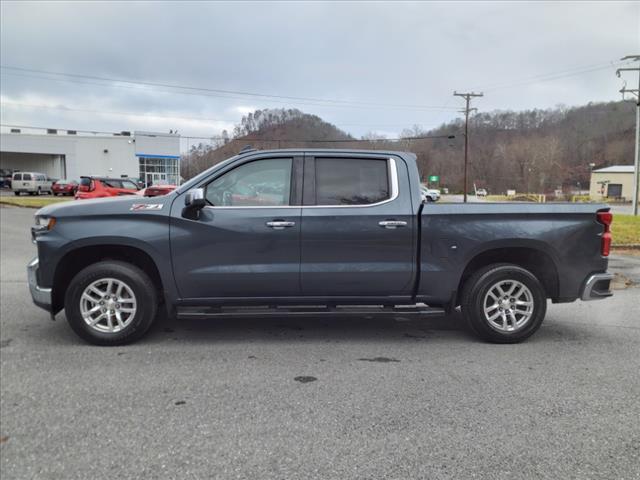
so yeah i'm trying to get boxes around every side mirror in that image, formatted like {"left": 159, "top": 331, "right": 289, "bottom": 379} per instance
{"left": 182, "top": 188, "right": 206, "bottom": 219}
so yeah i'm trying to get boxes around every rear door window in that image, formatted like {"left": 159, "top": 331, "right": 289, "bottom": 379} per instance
{"left": 22, "top": 173, "right": 32, "bottom": 181}
{"left": 314, "top": 158, "right": 390, "bottom": 206}
{"left": 13, "top": 173, "right": 22, "bottom": 181}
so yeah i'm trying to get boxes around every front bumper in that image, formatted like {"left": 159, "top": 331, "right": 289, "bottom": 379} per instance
{"left": 581, "top": 273, "right": 614, "bottom": 301}
{"left": 27, "top": 257, "right": 52, "bottom": 312}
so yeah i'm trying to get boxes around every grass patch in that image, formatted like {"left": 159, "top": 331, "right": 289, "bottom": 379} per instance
{"left": 613, "top": 214, "right": 640, "bottom": 246}
{"left": 0, "top": 196, "right": 73, "bottom": 208}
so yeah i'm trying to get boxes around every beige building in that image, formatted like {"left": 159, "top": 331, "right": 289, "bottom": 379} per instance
{"left": 589, "top": 165, "right": 637, "bottom": 202}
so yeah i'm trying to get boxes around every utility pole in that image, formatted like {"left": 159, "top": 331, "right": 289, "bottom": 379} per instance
{"left": 454, "top": 91, "right": 483, "bottom": 202}
{"left": 617, "top": 55, "right": 640, "bottom": 215}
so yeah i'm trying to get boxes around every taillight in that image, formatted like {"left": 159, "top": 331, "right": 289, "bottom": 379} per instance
{"left": 597, "top": 211, "right": 613, "bottom": 257}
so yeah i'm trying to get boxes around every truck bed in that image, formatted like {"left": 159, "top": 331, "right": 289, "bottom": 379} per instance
{"left": 417, "top": 202, "right": 610, "bottom": 306}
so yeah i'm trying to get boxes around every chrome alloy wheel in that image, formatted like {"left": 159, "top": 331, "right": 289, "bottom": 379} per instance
{"left": 483, "top": 280, "right": 534, "bottom": 333}
{"left": 80, "top": 278, "right": 137, "bottom": 333}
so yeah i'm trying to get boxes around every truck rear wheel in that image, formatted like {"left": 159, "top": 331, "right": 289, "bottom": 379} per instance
{"left": 64, "top": 261, "right": 158, "bottom": 345}
{"left": 461, "top": 264, "right": 547, "bottom": 343}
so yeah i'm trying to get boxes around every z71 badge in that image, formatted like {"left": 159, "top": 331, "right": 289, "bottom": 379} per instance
{"left": 130, "top": 203, "right": 164, "bottom": 211}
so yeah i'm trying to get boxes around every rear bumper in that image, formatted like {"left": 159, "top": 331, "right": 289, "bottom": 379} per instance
{"left": 27, "top": 257, "right": 52, "bottom": 312}
{"left": 580, "top": 273, "right": 614, "bottom": 301}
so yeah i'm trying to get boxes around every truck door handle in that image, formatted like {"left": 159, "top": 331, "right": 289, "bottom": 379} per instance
{"left": 266, "top": 220, "right": 296, "bottom": 230}
{"left": 378, "top": 220, "right": 408, "bottom": 229}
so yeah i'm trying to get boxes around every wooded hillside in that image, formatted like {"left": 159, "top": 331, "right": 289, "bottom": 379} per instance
{"left": 181, "top": 102, "right": 636, "bottom": 193}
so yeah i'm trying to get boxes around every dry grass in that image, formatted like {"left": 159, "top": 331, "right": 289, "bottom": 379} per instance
{"left": 0, "top": 196, "right": 73, "bottom": 208}
{"left": 612, "top": 214, "right": 640, "bottom": 246}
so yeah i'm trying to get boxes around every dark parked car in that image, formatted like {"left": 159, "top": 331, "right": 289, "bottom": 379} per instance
{"left": 52, "top": 179, "right": 79, "bottom": 196}
{"left": 28, "top": 149, "right": 614, "bottom": 346}
{"left": 1, "top": 169, "right": 15, "bottom": 188}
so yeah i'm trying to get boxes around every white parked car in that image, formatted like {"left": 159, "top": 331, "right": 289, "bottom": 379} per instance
{"left": 421, "top": 186, "right": 441, "bottom": 202}
{"left": 476, "top": 188, "right": 488, "bottom": 197}
{"left": 11, "top": 172, "right": 53, "bottom": 196}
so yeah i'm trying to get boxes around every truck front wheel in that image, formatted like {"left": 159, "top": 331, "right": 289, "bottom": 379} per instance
{"left": 64, "top": 261, "right": 158, "bottom": 345}
{"left": 461, "top": 264, "right": 547, "bottom": 343}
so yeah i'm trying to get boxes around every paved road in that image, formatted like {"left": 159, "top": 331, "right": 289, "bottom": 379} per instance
{"left": 1, "top": 205, "right": 639, "bottom": 479}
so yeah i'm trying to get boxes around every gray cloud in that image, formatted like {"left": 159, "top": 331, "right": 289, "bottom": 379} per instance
{"left": 1, "top": 0, "right": 638, "bottom": 146}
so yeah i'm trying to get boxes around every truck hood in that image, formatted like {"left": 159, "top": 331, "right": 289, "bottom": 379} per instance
{"left": 36, "top": 194, "right": 176, "bottom": 218}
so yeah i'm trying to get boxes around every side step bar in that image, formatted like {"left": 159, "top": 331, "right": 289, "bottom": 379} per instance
{"left": 177, "top": 304, "right": 446, "bottom": 320}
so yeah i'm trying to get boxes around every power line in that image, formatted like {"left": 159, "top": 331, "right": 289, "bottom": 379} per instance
{"left": 0, "top": 123, "right": 455, "bottom": 143}
{"left": 470, "top": 59, "right": 632, "bottom": 92}
{"left": 0, "top": 65, "right": 459, "bottom": 111}
{"left": 3, "top": 70, "right": 453, "bottom": 113}
{"left": 0, "top": 101, "right": 234, "bottom": 125}
{"left": 0, "top": 70, "right": 456, "bottom": 113}
{"left": 0, "top": 101, "right": 437, "bottom": 130}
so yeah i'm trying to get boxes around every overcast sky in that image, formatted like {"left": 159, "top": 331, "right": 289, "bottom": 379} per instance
{"left": 1, "top": 1, "right": 638, "bottom": 149}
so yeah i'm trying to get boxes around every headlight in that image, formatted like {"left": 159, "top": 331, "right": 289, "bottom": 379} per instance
{"left": 34, "top": 216, "right": 56, "bottom": 231}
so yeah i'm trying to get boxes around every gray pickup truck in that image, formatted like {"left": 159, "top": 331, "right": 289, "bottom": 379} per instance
{"left": 28, "top": 149, "right": 614, "bottom": 345}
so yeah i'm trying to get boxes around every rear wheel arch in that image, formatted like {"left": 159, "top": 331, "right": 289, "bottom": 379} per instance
{"left": 456, "top": 246, "right": 559, "bottom": 303}
{"left": 52, "top": 244, "right": 164, "bottom": 313}
{"left": 461, "top": 263, "right": 547, "bottom": 343}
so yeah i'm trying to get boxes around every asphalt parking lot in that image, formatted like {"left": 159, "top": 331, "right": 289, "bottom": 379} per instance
{"left": 1, "top": 205, "right": 639, "bottom": 479}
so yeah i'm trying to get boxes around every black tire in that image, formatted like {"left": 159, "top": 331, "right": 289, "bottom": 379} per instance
{"left": 14, "top": 191, "right": 20, "bottom": 196}
{"left": 426, "top": 196, "right": 434, "bottom": 202}
{"left": 64, "top": 261, "right": 158, "bottom": 346}
{"left": 461, "top": 263, "right": 547, "bottom": 343}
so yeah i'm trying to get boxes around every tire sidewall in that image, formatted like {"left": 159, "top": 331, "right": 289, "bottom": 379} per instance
{"left": 65, "top": 261, "right": 158, "bottom": 345}
{"left": 464, "top": 265, "right": 547, "bottom": 343}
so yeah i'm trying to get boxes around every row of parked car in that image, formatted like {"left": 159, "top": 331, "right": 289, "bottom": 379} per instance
{"left": 5, "top": 171, "right": 176, "bottom": 199}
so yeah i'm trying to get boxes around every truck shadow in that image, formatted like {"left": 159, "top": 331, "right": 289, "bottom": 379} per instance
{"left": 34, "top": 310, "right": 602, "bottom": 347}
{"left": 141, "top": 311, "right": 608, "bottom": 346}
{"left": 143, "top": 311, "right": 472, "bottom": 344}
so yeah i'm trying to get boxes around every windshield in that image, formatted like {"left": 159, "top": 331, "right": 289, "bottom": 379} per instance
{"left": 176, "top": 154, "right": 240, "bottom": 194}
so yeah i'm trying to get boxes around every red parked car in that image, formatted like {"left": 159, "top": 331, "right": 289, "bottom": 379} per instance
{"left": 52, "top": 179, "right": 79, "bottom": 196}
{"left": 75, "top": 176, "right": 140, "bottom": 200}
{"left": 137, "top": 184, "right": 177, "bottom": 197}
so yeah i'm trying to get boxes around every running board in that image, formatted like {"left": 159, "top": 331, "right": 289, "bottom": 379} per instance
{"left": 177, "top": 303, "right": 446, "bottom": 320}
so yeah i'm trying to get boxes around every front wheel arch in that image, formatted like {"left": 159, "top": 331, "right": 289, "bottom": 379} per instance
{"left": 65, "top": 260, "right": 158, "bottom": 345}
{"left": 52, "top": 245, "right": 164, "bottom": 314}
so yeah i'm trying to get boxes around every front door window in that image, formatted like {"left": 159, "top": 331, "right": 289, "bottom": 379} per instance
{"left": 205, "top": 158, "right": 292, "bottom": 207}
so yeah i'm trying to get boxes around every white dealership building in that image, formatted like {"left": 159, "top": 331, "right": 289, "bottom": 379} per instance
{"left": 0, "top": 127, "right": 181, "bottom": 185}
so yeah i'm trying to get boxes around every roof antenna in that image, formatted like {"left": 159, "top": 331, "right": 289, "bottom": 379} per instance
{"left": 239, "top": 145, "right": 254, "bottom": 153}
